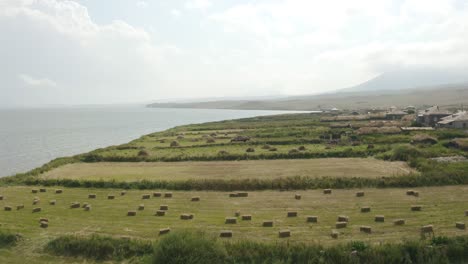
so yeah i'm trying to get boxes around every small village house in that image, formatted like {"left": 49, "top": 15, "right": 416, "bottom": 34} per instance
{"left": 416, "top": 106, "right": 451, "bottom": 127}
{"left": 438, "top": 111, "right": 468, "bottom": 129}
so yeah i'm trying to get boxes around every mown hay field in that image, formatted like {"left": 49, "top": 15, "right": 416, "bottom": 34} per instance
{"left": 39, "top": 158, "right": 416, "bottom": 182}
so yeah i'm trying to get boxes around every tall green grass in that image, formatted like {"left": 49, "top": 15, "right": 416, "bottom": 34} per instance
{"left": 0, "top": 230, "right": 18, "bottom": 248}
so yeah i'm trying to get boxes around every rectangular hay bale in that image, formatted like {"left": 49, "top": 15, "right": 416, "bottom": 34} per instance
{"left": 55, "top": 189, "right": 63, "bottom": 194}
{"left": 127, "top": 211, "right": 137, "bottom": 216}
{"left": 287, "top": 211, "right": 298, "bottom": 217}
{"left": 70, "top": 202, "right": 80, "bottom": 209}
{"left": 394, "top": 219, "right": 406, "bottom": 225}
{"left": 337, "top": 216, "right": 349, "bottom": 222}
{"left": 164, "top": 192, "right": 173, "bottom": 198}
{"left": 225, "top": 217, "right": 237, "bottom": 224}
{"left": 229, "top": 193, "right": 239, "bottom": 198}
{"left": 159, "top": 228, "right": 171, "bottom": 235}
{"left": 262, "top": 221, "right": 273, "bottom": 227}
{"left": 32, "top": 189, "right": 38, "bottom": 193}
{"left": 336, "top": 222, "right": 347, "bottom": 228}
{"left": 155, "top": 210, "right": 166, "bottom": 216}
{"left": 356, "top": 191, "right": 365, "bottom": 197}
{"left": 279, "top": 229, "right": 291, "bottom": 238}
{"left": 331, "top": 230, "right": 339, "bottom": 239}
{"left": 40, "top": 188, "right": 46, "bottom": 193}
{"left": 88, "top": 194, "right": 96, "bottom": 199}
{"left": 361, "top": 207, "right": 371, "bottom": 213}
{"left": 4, "top": 206, "right": 12, "bottom": 211}
{"left": 160, "top": 205, "right": 169, "bottom": 211}
{"left": 220, "top": 230, "right": 233, "bottom": 238}
{"left": 411, "top": 205, "right": 422, "bottom": 211}
{"left": 16, "top": 205, "right": 24, "bottom": 210}
{"left": 237, "top": 192, "right": 248, "bottom": 197}
{"left": 456, "top": 222, "right": 466, "bottom": 230}
{"left": 32, "top": 207, "right": 41, "bottom": 213}
{"left": 323, "top": 189, "right": 332, "bottom": 194}
{"left": 295, "top": 194, "right": 301, "bottom": 200}
{"left": 375, "top": 215, "right": 385, "bottom": 222}
{"left": 191, "top": 196, "right": 200, "bottom": 202}
{"left": 180, "top": 213, "right": 193, "bottom": 220}
{"left": 153, "top": 192, "right": 162, "bottom": 197}
{"left": 142, "top": 194, "right": 151, "bottom": 199}
{"left": 108, "top": 195, "right": 115, "bottom": 200}
{"left": 306, "top": 216, "right": 318, "bottom": 223}
{"left": 360, "top": 226, "right": 372, "bottom": 234}
{"left": 241, "top": 215, "right": 252, "bottom": 221}
{"left": 49, "top": 200, "right": 56, "bottom": 205}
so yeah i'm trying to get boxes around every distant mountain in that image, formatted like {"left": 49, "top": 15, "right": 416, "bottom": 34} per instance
{"left": 342, "top": 68, "right": 468, "bottom": 93}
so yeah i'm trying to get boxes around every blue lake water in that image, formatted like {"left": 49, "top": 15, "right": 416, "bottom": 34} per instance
{"left": 0, "top": 106, "right": 302, "bottom": 176}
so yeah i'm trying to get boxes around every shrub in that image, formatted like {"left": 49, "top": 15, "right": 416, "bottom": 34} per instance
{"left": 0, "top": 231, "right": 18, "bottom": 248}
{"left": 390, "top": 145, "right": 422, "bottom": 161}
{"left": 152, "top": 231, "right": 227, "bottom": 264}
{"left": 170, "top": 141, "right": 180, "bottom": 147}
{"left": 137, "top": 150, "right": 149, "bottom": 157}
{"left": 246, "top": 148, "right": 255, "bottom": 153}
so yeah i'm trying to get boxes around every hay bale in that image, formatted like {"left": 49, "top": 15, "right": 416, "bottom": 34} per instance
{"left": 32, "top": 189, "right": 38, "bottom": 193}
{"left": 465, "top": 210, "right": 468, "bottom": 217}
{"left": 356, "top": 192, "right": 365, "bottom": 197}
{"left": 411, "top": 205, "right": 422, "bottom": 211}
{"left": 237, "top": 192, "right": 248, "bottom": 197}
{"left": 413, "top": 191, "right": 419, "bottom": 197}
{"left": 108, "top": 195, "right": 115, "bottom": 200}
{"left": 159, "top": 228, "right": 171, "bottom": 235}
{"left": 241, "top": 215, "right": 252, "bottom": 221}
{"left": 456, "top": 222, "right": 466, "bottom": 230}
{"left": 155, "top": 210, "right": 166, "bottom": 216}
{"left": 361, "top": 207, "right": 371, "bottom": 213}
{"left": 331, "top": 230, "right": 339, "bottom": 239}
{"left": 138, "top": 204, "right": 145, "bottom": 211}
{"left": 394, "top": 219, "right": 406, "bottom": 225}
{"left": 324, "top": 189, "right": 332, "bottom": 194}
{"left": 160, "top": 205, "right": 169, "bottom": 211}
{"left": 335, "top": 222, "right": 347, "bottom": 228}
{"left": 295, "top": 194, "right": 301, "bottom": 200}
{"left": 225, "top": 217, "right": 237, "bottom": 224}
{"left": 262, "top": 221, "right": 274, "bottom": 227}
{"left": 337, "top": 216, "right": 349, "bottom": 222}
{"left": 88, "top": 194, "right": 96, "bottom": 199}
{"left": 70, "top": 202, "right": 80, "bottom": 209}
{"left": 180, "top": 214, "right": 193, "bottom": 220}
{"left": 0, "top": 195, "right": 3, "bottom": 200}
{"left": 220, "top": 230, "right": 233, "bottom": 238}
{"left": 16, "top": 205, "right": 24, "bottom": 210}
{"left": 406, "top": 190, "right": 415, "bottom": 196}
{"left": 33, "top": 199, "right": 40, "bottom": 205}
{"left": 279, "top": 229, "right": 291, "bottom": 238}
{"left": 4, "top": 206, "right": 12, "bottom": 211}
{"left": 81, "top": 203, "right": 88, "bottom": 208}
{"left": 287, "top": 211, "right": 298, "bottom": 217}
{"left": 360, "top": 226, "right": 372, "bottom": 234}
{"left": 127, "top": 211, "right": 137, "bottom": 216}
{"left": 164, "top": 192, "right": 173, "bottom": 198}
{"left": 142, "top": 194, "right": 150, "bottom": 199}
{"left": 84, "top": 205, "right": 91, "bottom": 211}
{"left": 55, "top": 189, "right": 63, "bottom": 194}
{"left": 375, "top": 215, "right": 385, "bottom": 222}
{"left": 40, "top": 188, "right": 46, "bottom": 193}
{"left": 49, "top": 200, "right": 56, "bottom": 205}
{"left": 40, "top": 221, "right": 49, "bottom": 228}
{"left": 234, "top": 211, "right": 240, "bottom": 217}
{"left": 421, "top": 225, "right": 434, "bottom": 233}
{"left": 306, "top": 216, "right": 318, "bottom": 223}
{"left": 32, "top": 207, "right": 41, "bottom": 213}
{"left": 153, "top": 192, "right": 162, "bottom": 197}
{"left": 191, "top": 196, "right": 200, "bottom": 202}
{"left": 229, "top": 193, "right": 239, "bottom": 198}
{"left": 39, "top": 218, "right": 48, "bottom": 223}
{"left": 120, "top": 191, "right": 126, "bottom": 196}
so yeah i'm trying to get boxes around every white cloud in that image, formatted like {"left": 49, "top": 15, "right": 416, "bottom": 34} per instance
{"left": 136, "top": 1, "right": 148, "bottom": 8}
{"left": 185, "top": 0, "right": 211, "bottom": 10}
{"left": 171, "top": 9, "right": 181, "bottom": 18}
{"left": 19, "top": 74, "right": 57, "bottom": 87}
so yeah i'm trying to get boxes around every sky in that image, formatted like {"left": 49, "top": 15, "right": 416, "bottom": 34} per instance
{"left": 1, "top": 0, "right": 468, "bottom": 106}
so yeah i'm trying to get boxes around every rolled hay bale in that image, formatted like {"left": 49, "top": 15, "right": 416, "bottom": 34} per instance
{"left": 155, "top": 210, "right": 166, "bottom": 216}
{"left": 337, "top": 215, "right": 349, "bottom": 222}
{"left": 32, "top": 207, "right": 41, "bottom": 213}
{"left": 159, "top": 228, "right": 171, "bottom": 235}
{"left": 40, "top": 221, "right": 49, "bottom": 228}
{"left": 55, "top": 189, "right": 63, "bottom": 194}
{"left": 336, "top": 222, "right": 347, "bottom": 228}
{"left": 262, "top": 221, "right": 274, "bottom": 227}
{"left": 406, "top": 190, "right": 415, "bottom": 196}
{"left": 180, "top": 214, "right": 194, "bottom": 220}
{"left": 237, "top": 192, "right": 248, "bottom": 197}
{"left": 81, "top": 203, "right": 88, "bottom": 208}
{"left": 234, "top": 211, "right": 241, "bottom": 217}
{"left": 225, "top": 217, "right": 237, "bottom": 224}
{"left": 138, "top": 204, "right": 145, "bottom": 211}
{"left": 331, "top": 230, "right": 339, "bottom": 239}
{"left": 4, "top": 206, "right": 12, "bottom": 211}
{"left": 394, "top": 219, "right": 406, "bottom": 225}
{"left": 49, "top": 200, "right": 56, "bottom": 205}
{"left": 360, "top": 226, "right": 372, "bottom": 234}
{"left": 191, "top": 196, "right": 200, "bottom": 202}
{"left": 421, "top": 225, "right": 434, "bottom": 234}
{"left": 120, "top": 191, "right": 126, "bottom": 196}
{"left": 375, "top": 215, "right": 385, "bottom": 222}
{"left": 287, "top": 211, "right": 298, "bottom": 217}
{"left": 220, "top": 230, "right": 233, "bottom": 238}
{"left": 279, "top": 229, "right": 291, "bottom": 238}
{"left": 356, "top": 191, "right": 365, "bottom": 197}
{"left": 153, "top": 192, "right": 162, "bottom": 197}
{"left": 246, "top": 147, "right": 255, "bottom": 153}
{"left": 16, "top": 205, "right": 24, "bottom": 210}
{"left": 269, "top": 147, "right": 278, "bottom": 151}
{"left": 32, "top": 189, "right": 38, "bottom": 193}
{"left": 107, "top": 195, "right": 115, "bottom": 200}
{"left": 361, "top": 207, "right": 371, "bottom": 213}
{"left": 70, "top": 202, "right": 80, "bottom": 209}
{"left": 160, "top": 205, "right": 169, "bottom": 211}
{"left": 88, "top": 194, "right": 96, "bottom": 199}
{"left": 127, "top": 211, "right": 137, "bottom": 216}
{"left": 456, "top": 222, "right": 466, "bottom": 230}
{"left": 39, "top": 188, "right": 46, "bottom": 193}
{"left": 84, "top": 205, "right": 91, "bottom": 211}
{"left": 323, "top": 189, "right": 332, "bottom": 194}
{"left": 142, "top": 194, "right": 150, "bottom": 200}
{"left": 164, "top": 192, "right": 173, "bottom": 198}
{"left": 229, "top": 193, "right": 239, "bottom": 198}
{"left": 295, "top": 194, "right": 301, "bottom": 200}
{"left": 241, "top": 215, "right": 252, "bottom": 221}
{"left": 411, "top": 205, "right": 422, "bottom": 211}
{"left": 306, "top": 216, "right": 318, "bottom": 223}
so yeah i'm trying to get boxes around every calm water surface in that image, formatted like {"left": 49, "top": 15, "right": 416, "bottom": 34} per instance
{"left": 0, "top": 106, "right": 301, "bottom": 177}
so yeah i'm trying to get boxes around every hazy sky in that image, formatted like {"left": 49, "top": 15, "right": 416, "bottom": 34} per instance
{"left": 1, "top": 0, "right": 468, "bottom": 106}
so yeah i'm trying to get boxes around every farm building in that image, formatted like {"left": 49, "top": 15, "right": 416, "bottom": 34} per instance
{"left": 385, "top": 109, "right": 407, "bottom": 120}
{"left": 416, "top": 106, "right": 451, "bottom": 127}
{"left": 438, "top": 111, "right": 468, "bottom": 129}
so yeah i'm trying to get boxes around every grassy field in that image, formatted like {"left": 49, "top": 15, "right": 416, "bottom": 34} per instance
{"left": 1, "top": 185, "right": 467, "bottom": 262}
{"left": 40, "top": 158, "right": 415, "bottom": 182}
